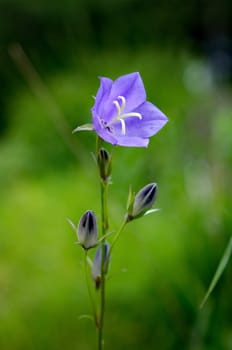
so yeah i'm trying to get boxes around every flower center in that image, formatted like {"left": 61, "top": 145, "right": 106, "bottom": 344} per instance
{"left": 105, "top": 96, "right": 142, "bottom": 135}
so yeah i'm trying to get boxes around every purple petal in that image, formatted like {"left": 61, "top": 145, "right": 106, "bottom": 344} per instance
{"left": 92, "top": 110, "right": 118, "bottom": 145}
{"left": 121, "top": 101, "right": 168, "bottom": 138}
{"left": 113, "top": 135, "right": 149, "bottom": 147}
{"left": 92, "top": 109, "right": 149, "bottom": 147}
{"left": 100, "top": 73, "right": 146, "bottom": 121}
{"left": 96, "top": 128, "right": 119, "bottom": 145}
{"left": 92, "top": 77, "right": 113, "bottom": 115}
{"left": 110, "top": 72, "right": 146, "bottom": 112}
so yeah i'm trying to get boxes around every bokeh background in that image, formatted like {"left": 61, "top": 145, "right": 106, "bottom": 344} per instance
{"left": 1, "top": 0, "right": 232, "bottom": 349}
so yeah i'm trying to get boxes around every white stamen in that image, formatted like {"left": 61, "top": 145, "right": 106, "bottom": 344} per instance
{"left": 121, "top": 112, "right": 142, "bottom": 120}
{"left": 118, "top": 96, "right": 126, "bottom": 111}
{"left": 105, "top": 95, "right": 142, "bottom": 135}
{"left": 119, "top": 118, "right": 126, "bottom": 135}
{"left": 113, "top": 100, "right": 121, "bottom": 116}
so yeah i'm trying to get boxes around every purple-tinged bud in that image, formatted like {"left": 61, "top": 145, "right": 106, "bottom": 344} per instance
{"left": 77, "top": 210, "right": 98, "bottom": 250}
{"left": 127, "top": 183, "right": 158, "bottom": 221}
{"left": 92, "top": 242, "right": 110, "bottom": 289}
{"left": 97, "top": 147, "right": 112, "bottom": 182}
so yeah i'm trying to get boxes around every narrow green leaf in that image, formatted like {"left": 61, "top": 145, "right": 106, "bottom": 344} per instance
{"left": 126, "top": 185, "right": 134, "bottom": 212}
{"left": 72, "top": 124, "right": 93, "bottom": 133}
{"left": 86, "top": 256, "right": 93, "bottom": 269}
{"left": 200, "top": 236, "right": 232, "bottom": 309}
{"left": 67, "top": 218, "right": 76, "bottom": 231}
{"left": 79, "top": 314, "right": 94, "bottom": 322}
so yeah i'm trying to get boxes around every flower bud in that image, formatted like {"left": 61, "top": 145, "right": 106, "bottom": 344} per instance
{"left": 77, "top": 210, "right": 98, "bottom": 250}
{"left": 97, "top": 148, "right": 112, "bottom": 182}
{"left": 92, "top": 242, "right": 110, "bottom": 289}
{"left": 127, "top": 183, "right": 157, "bottom": 221}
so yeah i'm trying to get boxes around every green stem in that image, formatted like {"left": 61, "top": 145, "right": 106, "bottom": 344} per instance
{"left": 96, "top": 135, "right": 102, "bottom": 154}
{"left": 98, "top": 186, "right": 106, "bottom": 350}
{"left": 109, "top": 220, "right": 127, "bottom": 253}
{"left": 96, "top": 136, "right": 109, "bottom": 350}
{"left": 84, "top": 250, "right": 97, "bottom": 326}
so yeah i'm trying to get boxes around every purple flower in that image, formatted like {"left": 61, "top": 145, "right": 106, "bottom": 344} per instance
{"left": 91, "top": 72, "right": 168, "bottom": 147}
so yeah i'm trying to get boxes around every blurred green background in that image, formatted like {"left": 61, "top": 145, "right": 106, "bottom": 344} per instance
{"left": 1, "top": 0, "right": 232, "bottom": 349}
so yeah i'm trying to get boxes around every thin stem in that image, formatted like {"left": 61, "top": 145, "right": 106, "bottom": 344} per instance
{"left": 109, "top": 220, "right": 127, "bottom": 253}
{"left": 96, "top": 136, "right": 109, "bottom": 350}
{"left": 84, "top": 250, "right": 97, "bottom": 326}
{"left": 98, "top": 183, "right": 107, "bottom": 350}
{"left": 96, "top": 135, "right": 102, "bottom": 153}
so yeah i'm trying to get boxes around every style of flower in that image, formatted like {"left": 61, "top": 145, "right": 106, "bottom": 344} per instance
{"left": 73, "top": 72, "right": 168, "bottom": 147}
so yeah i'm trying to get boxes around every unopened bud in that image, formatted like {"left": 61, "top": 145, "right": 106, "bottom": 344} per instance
{"left": 97, "top": 148, "right": 112, "bottom": 181}
{"left": 92, "top": 242, "right": 110, "bottom": 289}
{"left": 127, "top": 183, "right": 157, "bottom": 221}
{"left": 77, "top": 210, "right": 98, "bottom": 250}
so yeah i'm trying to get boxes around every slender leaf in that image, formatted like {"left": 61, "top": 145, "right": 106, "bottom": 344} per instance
{"left": 200, "top": 236, "right": 232, "bottom": 309}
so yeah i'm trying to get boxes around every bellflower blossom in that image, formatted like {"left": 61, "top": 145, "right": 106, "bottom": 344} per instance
{"left": 73, "top": 72, "right": 168, "bottom": 147}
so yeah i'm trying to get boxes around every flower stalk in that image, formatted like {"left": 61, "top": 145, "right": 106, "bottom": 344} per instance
{"left": 110, "top": 220, "right": 127, "bottom": 253}
{"left": 84, "top": 250, "right": 98, "bottom": 325}
{"left": 97, "top": 137, "right": 110, "bottom": 350}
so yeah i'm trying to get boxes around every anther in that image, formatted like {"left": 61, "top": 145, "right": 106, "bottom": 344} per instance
{"left": 113, "top": 100, "right": 121, "bottom": 116}
{"left": 118, "top": 96, "right": 126, "bottom": 111}
{"left": 119, "top": 119, "right": 126, "bottom": 135}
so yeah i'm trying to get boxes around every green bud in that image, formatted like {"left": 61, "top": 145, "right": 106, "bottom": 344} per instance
{"left": 126, "top": 183, "right": 157, "bottom": 221}
{"left": 92, "top": 242, "right": 110, "bottom": 289}
{"left": 97, "top": 148, "right": 112, "bottom": 182}
{"left": 77, "top": 210, "right": 98, "bottom": 250}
